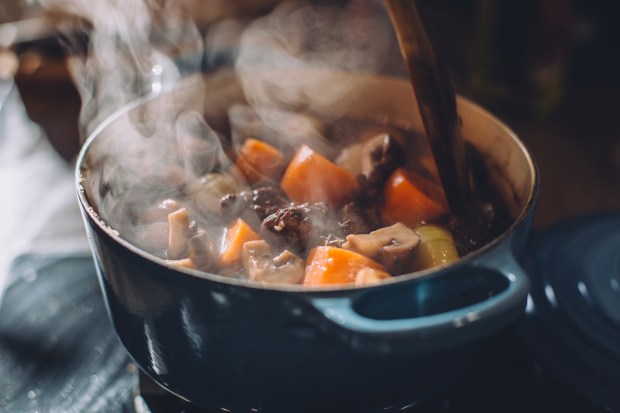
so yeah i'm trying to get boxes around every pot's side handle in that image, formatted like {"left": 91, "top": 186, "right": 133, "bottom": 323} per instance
{"left": 310, "top": 246, "right": 529, "bottom": 342}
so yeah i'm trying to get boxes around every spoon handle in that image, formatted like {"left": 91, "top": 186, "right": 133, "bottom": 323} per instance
{"left": 384, "top": 0, "right": 471, "bottom": 214}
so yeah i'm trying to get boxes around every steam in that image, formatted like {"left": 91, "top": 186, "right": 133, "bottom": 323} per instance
{"left": 232, "top": 0, "right": 395, "bottom": 159}
{"left": 236, "top": 1, "right": 393, "bottom": 118}
{"left": 39, "top": 0, "right": 203, "bottom": 134}
{"left": 46, "top": 0, "right": 400, "bottom": 262}
{"left": 37, "top": 0, "right": 215, "bottom": 250}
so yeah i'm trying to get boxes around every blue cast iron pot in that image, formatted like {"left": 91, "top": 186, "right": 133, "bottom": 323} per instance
{"left": 76, "top": 71, "right": 538, "bottom": 412}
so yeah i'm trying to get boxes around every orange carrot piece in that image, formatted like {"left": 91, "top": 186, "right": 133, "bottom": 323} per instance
{"left": 220, "top": 218, "right": 261, "bottom": 267}
{"left": 235, "top": 138, "right": 285, "bottom": 184}
{"left": 304, "top": 246, "right": 386, "bottom": 286}
{"left": 381, "top": 168, "right": 449, "bottom": 227}
{"left": 280, "top": 145, "right": 359, "bottom": 208}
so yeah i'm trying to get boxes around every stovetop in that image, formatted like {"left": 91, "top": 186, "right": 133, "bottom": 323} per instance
{"left": 1, "top": 214, "right": 619, "bottom": 413}
{"left": 134, "top": 330, "right": 605, "bottom": 413}
{"left": 0, "top": 254, "right": 137, "bottom": 413}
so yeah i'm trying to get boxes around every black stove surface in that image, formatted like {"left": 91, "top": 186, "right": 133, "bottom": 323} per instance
{"left": 0, "top": 253, "right": 137, "bottom": 413}
{"left": 136, "top": 329, "right": 604, "bottom": 413}
{"left": 0, "top": 232, "right": 615, "bottom": 413}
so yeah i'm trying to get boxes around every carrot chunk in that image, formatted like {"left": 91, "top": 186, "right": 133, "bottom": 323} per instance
{"left": 220, "top": 218, "right": 261, "bottom": 267}
{"left": 304, "top": 246, "right": 387, "bottom": 286}
{"left": 381, "top": 168, "right": 449, "bottom": 227}
{"left": 280, "top": 145, "right": 359, "bottom": 208}
{"left": 235, "top": 138, "right": 285, "bottom": 184}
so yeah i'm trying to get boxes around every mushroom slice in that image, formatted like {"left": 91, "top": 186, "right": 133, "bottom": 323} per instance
{"left": 342, "top": 222, "right": 420, "bottom": 275}
{"left": 241, "top": 240, "right": 305, "bottom": 284}
{"left": 335, "top": 141, "right": 365, "bottom": 176}
{"left": 360, "top": 133, "right": 404, "bottom": 178}
{"left": 187, "top": 228, "right": 217, "bottom": 272}
{"left": 167, "top": 208, "right": 189, "bottom": 259}
{"left": 355, "top": 267, "right": 392, "bottom": 287}
{"left": 166, "top": 258, "right": 196, "bottom": 269}
{"left": 187, "top": 172, "right": 240, "bottom": 215}
{"left": 335, "top": 133, "right": 404, "bottom": 179}
{"left": 140, "top": 199, "right": 181, "bottom": 224}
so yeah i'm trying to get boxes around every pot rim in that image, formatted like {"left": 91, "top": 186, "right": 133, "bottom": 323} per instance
{"left": 75, "top": 72, "right": 539, "bottom": 293}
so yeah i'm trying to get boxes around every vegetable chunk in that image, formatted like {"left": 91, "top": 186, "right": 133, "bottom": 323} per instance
{"left": 304, "top": 246, "right": 387, "bottom": 286}
{"left": 280, "top": 145, "right": 359, "bottom": 208}
{"left": 220, "top": 218, "right": 261, "bottom": 267}
{"left": 381, "top": 168, "right": 448, "bottom": 226}
{"left": 413, "top": 225, "right": 459, "bottom": 270}
{"left": 235, "top": 138, "right": 285, "bottom": 184}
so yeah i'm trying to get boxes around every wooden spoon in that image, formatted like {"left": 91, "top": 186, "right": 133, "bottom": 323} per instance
{"left": 384, "top": 0, "right": 471, "bottom": 215}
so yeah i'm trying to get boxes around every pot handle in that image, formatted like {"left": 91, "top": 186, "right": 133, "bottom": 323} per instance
{"left": 310, "top": 246, "right": 529, "bottom": 343}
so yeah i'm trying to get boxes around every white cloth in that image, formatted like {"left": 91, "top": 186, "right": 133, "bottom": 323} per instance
{"left": 0, "top": 79, "right": 89, "bottom": 303}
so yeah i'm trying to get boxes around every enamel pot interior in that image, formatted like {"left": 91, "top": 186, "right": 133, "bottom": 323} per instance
{"left": 76, "top": 70, "right": 538, "bottom": 412}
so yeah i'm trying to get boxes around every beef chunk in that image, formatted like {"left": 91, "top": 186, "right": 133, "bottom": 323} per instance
{"left": 446, "top": 198, "right": 511, "bottom": 256}
{"left": 221, "top": 185, "right": 292, "bottom": 222}
{"left": 261, "top": 202, "right": 330, "bottom": 252}
{"left": 340, "top": 202, "right": 383, "bottom": 235}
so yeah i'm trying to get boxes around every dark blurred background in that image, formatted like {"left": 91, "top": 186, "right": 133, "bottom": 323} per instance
{"left": 3, "top": 0, "right": 620, "bottom": 229}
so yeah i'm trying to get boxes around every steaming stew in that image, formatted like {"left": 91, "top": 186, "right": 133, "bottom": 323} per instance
{"left": 130, "top": 107, "right": 511, "bottom": 286}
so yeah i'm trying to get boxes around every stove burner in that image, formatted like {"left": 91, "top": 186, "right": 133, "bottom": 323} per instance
{"left": 518, "top": 213, "right": 620, "bottom": 412}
